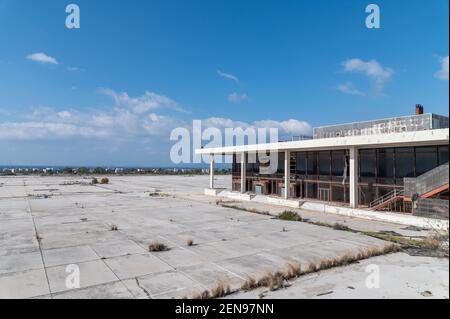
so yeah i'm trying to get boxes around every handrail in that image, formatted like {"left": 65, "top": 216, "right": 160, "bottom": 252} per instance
{"left": 369, "top": 189, "right": 404, "bottom": 208}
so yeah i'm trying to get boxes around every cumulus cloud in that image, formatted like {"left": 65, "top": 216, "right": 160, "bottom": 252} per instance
{"left": 228, "top": 92, "right": 249, "bottom": 103}
{"left": 0, "top": 122, "right": 110, "bottom": 140}
{"left": 337, "top": 82, "right": 365, "bottom": 96}
{"left": 341, "top": 58, "right": 393, "bottom": 93}
{"left": 217, "top": 70, "right": 239, "bottom": 83}
{"left": 26, "top": 52, "right": 58, "bottom": 65}
{"left": 99, "top": 88, "right": 185, "bottom": 113}
{"left": 435, "top": 56, "right": 449, "bottom": 80}
{"left": 202, "top": 117, "right": 312, "bottom": 137}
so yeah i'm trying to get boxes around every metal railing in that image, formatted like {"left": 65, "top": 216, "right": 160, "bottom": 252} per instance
{"left": 369, "top": 189, "right": 404, "bottom": 209}
{"left": 404, "top": 162, "right": 449, "bottom": 198}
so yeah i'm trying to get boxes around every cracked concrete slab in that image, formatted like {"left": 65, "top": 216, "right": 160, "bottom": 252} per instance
{"left": 0, "top": 175, "right": 447, "bottom": 299}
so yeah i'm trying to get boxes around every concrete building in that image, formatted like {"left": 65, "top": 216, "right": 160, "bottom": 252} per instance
{"left": 196, "top": 106, "right": 449, "bottom": 217}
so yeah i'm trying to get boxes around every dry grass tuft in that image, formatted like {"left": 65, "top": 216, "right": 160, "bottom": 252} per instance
{"left": 306, "top": 262, "right": 318, "bottom": 273}
{"left": 110, "top": 224, "right": 118, "bottom": 231}
{"left": 187, "top": 239, "right": 194, "bottom": 246}
{"left": 421, "top": 237, "right": 441, "bottom": 250}
{"left": 210, "top": 280, "right": 231, "bottom": 298}
{"left": 148, "top": 241, "right": 169, "bottom": 252}
{"left": 258, "top": 271, "right": 285, "bottom": 291}
{"left": 284, "top": 261, "right": 301, "bottom": 279}
{"left": 318, "top": 258, "right": 335, "bottom": 270}
{"left": 100, "top": 177, "right": 109, "bottom": 184}
{"left": 192, "top": 290, "right": 211, "bottom": 299}
{"left": 240, "top": 276, "right": 257, "bottom": 291}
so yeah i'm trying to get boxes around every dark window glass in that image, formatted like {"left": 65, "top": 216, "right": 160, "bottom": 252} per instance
{"left": 331, "top": 151, "right": 345, "bottom": 177}
{"left": 360, "top": 149, "right": 376, "bottom": 178}
{"left": 296, "top": 152, "right": 307, "bottom": 175}
{"left": 332, "top": 186, "right": 345, "bottom": 202}
{"left": 377, "top": 148, "right": 394, "bottom": 178}
{"left": 438, "top": 146, "right": 449, "bottom": 165}
{"left": 318, "top": 151, "right": 330, "bottom": 176}
{"left": 415, "top": 147, "right": 438, "bottom": 176}
{"left": 395, "top": 148, "right": 414, "bottom": 178}
{"left": 306, "top": 182, "right": 317, "bottom": 199}
{"left": 277, "top": 152, "right": 285, "bottom": 175}
{"left": 307, "top": 152, "right": 318, "bottom": 175}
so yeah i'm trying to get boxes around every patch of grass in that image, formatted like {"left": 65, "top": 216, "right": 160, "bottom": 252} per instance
{"left": 362, "top": 231, "right": 422, "bottom": 247}
{"left": 210, "top": 280, "right": 231, "bottom": 298}
{"left": 110, "top": 224, "right": 118, "bottom": 231}
{"left": 258, "top": 271, "right": 286, "bottom": 291}
{"left": 148, "top": 241, "right": 170, "bottom": 252}
{"left": 192, "top": 290, "right": 210, "bottom": 299}
{"left": 284, "top": 261, "right": 301, "bottom": 279}
{"left": 187, "top": 239, "right": 194, "bottom": 246}
{"left": 332, "top": 223, "right": 351, "bottom": 231}
{"left": 278, "top": 210, "right": 302, "bottom": 221}
{"left": 220, "top": 203, "right": 270, "bottom": 215}
{"left": 240, "top": 276, "right": 257, "bottom": 291}
{"left": 91, "top": 178, "right": 98, "bottom": 185}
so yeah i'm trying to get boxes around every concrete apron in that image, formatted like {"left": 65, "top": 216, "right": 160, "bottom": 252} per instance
{"left": 205, "top": 189, "right": 449, "bottom": 230}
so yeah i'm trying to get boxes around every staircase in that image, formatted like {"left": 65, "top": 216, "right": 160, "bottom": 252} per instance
{"left": 369, "top": 162, "right": 449, "bottom": 211}
{"left": 369, "top": 189, "right": 404, "bottom": 210}
{"left": 404, "top": 163, "right": 449, "bottom": 199}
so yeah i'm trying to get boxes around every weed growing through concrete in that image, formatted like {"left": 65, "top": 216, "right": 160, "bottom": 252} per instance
{"left": 241, "top": 276, "right": 257, "bottom": 291}
{"left": 187, "top": 243, "right": 400, "bottom": 298}
{"left": 332, "top": 223, "right": 351, "bottom": 231}
{"left": 278, "top": 211, "right": 303, "bottom": 221}
{"left": 210, "top": 280, "right": 231, "bottom": 298}
{"left": 148, "top": 241, "right": 170, "bottom": 252}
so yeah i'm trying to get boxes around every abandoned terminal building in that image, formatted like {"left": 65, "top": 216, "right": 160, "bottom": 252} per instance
{"left": 197, "top": 105, "right": 449, "bottom": 218}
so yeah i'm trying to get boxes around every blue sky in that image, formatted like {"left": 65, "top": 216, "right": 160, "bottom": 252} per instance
{"left": 0, "top": 0, "right": 448, "bottom": 166}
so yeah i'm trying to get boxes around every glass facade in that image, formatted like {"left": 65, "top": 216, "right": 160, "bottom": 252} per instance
{"left": 232, "top": 145, "right": 448, "bottom": 205}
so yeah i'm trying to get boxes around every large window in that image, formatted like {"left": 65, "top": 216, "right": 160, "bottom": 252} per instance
{"left": 318, "top": 151, "right": 330, "bottom": 176}
{"left": 331, "top": 151, "right": 346, "bottom": 177}
{"left": 395, "top": 147, "right": 415, "bottom": 178}
{"left": 377, "top": 148, "right": 394, "bottom": 179}
{"left": 415, "top": 147, "right": 438, "bottom": 176}
{"left": 296, "top": 152, "right": 307, "bottom": 175}
{"left": 307, "top": 152, "right": 318, "bottom": 176}
{"left": 438, "top": 146, "right": 449, "bottom": 165}
{"left": 360, "top": 149, "right": 376, "bottom": 178}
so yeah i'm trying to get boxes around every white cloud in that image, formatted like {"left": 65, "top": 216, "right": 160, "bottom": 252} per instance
{"left": 26, "top": 52, "right": 58, "bottom": 65}
{"left": 217, "top": 70, "right": 239, "bottom": 83}
{"left": 341, "top": 58, "right": 393, "bottom": 93}
{"left": 99, "top": 88, "right": 185, "bottom": 113}
{"left": 228, "top": 92, "right": 249, "bottom": 103}
{"left": 337, "top": 82, "right": 365, "bottom": 96}
{"left": 435, "top": 56, "right": 449, "bottom": 80}
{"left": 0, "top": 122, "right": 110, "bottom": 140}
{"left": 202, "top": 117, "right": 312, "bottom": 137}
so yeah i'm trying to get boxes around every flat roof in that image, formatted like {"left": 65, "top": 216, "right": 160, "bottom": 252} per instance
{"left": 195, "top": 128, "right": 449, "bottom": 155}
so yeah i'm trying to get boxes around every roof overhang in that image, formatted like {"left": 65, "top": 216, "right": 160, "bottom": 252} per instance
{"left": 195, "top": 128, "right": 449, "bottom": 155}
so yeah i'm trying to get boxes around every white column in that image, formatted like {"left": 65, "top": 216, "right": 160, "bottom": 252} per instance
{"left": 209, "top": 155, "right": 215, "bottom": 189}
{"left": 284, "top": 150, "right": 290, "bottom": 199}
{"left": 240, "top": 152, "right": 246, "bottom": 193}
{"left": 349, "top": 146, "right": 359, "bottom": 208}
